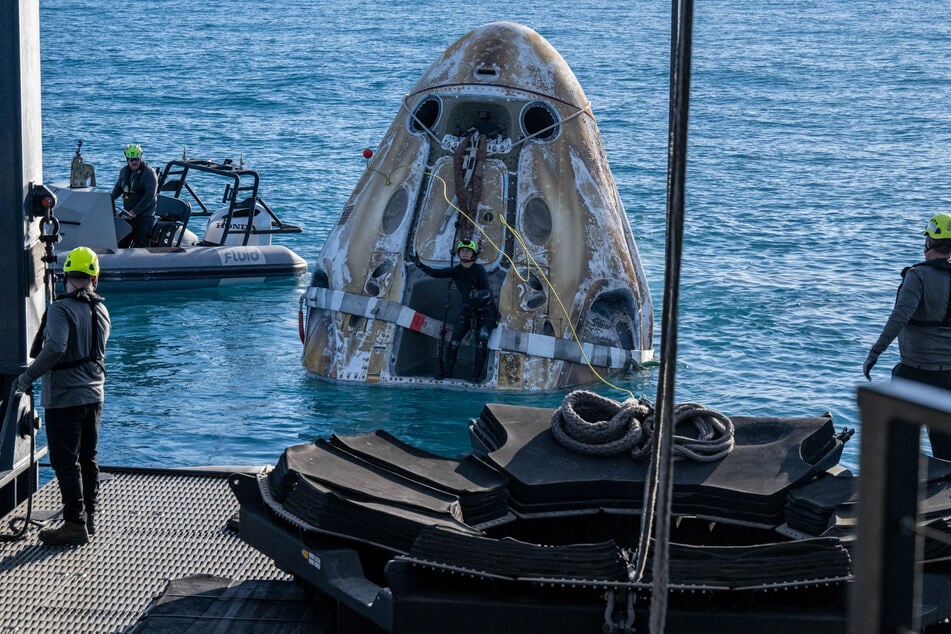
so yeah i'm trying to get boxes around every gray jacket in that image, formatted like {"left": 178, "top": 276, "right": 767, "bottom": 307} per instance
{"left": 23, "top": 291, "right": 111, "bottom": 409}
{"left": 110, "top": 162, "right": 158, "bottom": 217}
{"left": 872, "top": 260, "right": 951, "bottom": 368}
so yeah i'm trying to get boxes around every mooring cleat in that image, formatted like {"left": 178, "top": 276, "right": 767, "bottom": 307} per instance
{"left": 39, "top": 520, "right": 88, "bottom": 546}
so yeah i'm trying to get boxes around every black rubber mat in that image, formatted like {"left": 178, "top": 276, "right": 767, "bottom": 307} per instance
{"left": 133, "top": 574, "right": 334, "bottom": 633}
{"left": 475, "top": 403, "right": 839, "bottom": 526}
{"left": 785, "top": 457, "right": 951, "bottom": 536}
{"left": 276, "top": 473, "right": 481, "bottom": 554}
{"left": 401, "top": 528, "right": 851, "bottom": 589}
{"left": 270, "top": 439, "right": 463, "bottom": 520}
{"left": 662, "top": 537, "right": 852, "bottom": 587}
{"left": 408, "top": 525, "right": 628, "bottom": 581}
{"left": 328, "top": 430, "right": 510, "bottom": 525}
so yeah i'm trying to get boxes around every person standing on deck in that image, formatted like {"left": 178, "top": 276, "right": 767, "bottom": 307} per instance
{"left": 17, "top": 247, "right": 111, "bottom": 545}
{"left": 864, "top": 213, "right": 951, "bottom": 460}
{"left": 110, "top": 143, "right": 157, "bottom": 247}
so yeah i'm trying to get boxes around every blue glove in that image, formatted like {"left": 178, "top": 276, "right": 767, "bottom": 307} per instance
{"left": 16, "top": 373, "right": 33, "bottom": 394}
{"left": 863, "top": 351, "right": 879, "bottom": 381}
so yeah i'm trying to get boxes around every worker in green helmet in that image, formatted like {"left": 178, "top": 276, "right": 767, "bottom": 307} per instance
{"left": 413, "top": 239, "right": 499, "bottom": 382}
{"left": 17, "top": 246, "right": 111, "bottom": 545}
{"left": 865, "top": 213, "right": 951, "bottom": 459}
{"left": 110, "top": 143, "right": 158, "bottom": 247}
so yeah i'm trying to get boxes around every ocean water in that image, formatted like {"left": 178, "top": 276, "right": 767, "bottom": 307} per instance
{"left": 36, "top": 1, "right": 951, "bottom": 472}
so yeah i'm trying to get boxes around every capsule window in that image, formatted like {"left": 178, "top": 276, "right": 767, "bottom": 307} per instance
{"left": 520, "top": 197, "right": 552, "bottom": 246}
{"left": 381, "top": 187, "right": 409, "bottom": 235}
{"left": 310, "top": 268, "right": 329, "bottom": 289}
{"left": 365, "top": 258, "right": 394, "bottom": 296}
{"left": 410, "top": 96, "right": 441, "bottom": 133}
{"left": 520, "top": 102, "right": 560, "bottom": 141}
{"left": 371, "top": 259, "right": 393, "bottom": 279}
{"left": 523, "top": 273, "right": 547, "bottom": 311}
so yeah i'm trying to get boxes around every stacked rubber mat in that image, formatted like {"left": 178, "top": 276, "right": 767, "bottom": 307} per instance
{"left": 784, "top": 473, "right": 856, "bottom": 535}
{"left": 258, "top": 402, "right": 863, "bottom": 586}
{"left": 663, "top": 537, "right": 852, "bottom": 586}
{"left": 471, "top": 402, "right": 844, "bottom": 527}
{"left": 785, "top": 456, "right": 951, "bottom": 562}
{"left": 328, "top": 430, "right": 511, "bottom": 526}
{"left": 265, "top": 431, "right": 510, "bottom": 552}
{"left": 408, "top": 525, "right": 628, "bottom": 581}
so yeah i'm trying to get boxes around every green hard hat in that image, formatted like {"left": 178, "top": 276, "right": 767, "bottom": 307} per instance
{"left": 456, "top": 239, "right": 479, "bottom": 254}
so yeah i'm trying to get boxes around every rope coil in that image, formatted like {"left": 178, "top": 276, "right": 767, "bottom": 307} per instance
{"left": 551, "top": 390, "right": 735, "bottom": 462}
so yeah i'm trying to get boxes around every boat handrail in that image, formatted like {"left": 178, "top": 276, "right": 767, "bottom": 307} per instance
{"left": 157, "top": 158, "right": 301, "bottom": 244}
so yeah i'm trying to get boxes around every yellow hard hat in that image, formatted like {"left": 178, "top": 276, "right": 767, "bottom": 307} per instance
{"left": 924, "top": 214, "right": 951, "bottom": 239}
{"left": 63, "top": 246, "right": 100, "bottom": 278}
{"left": 124, "top": 144, "right": 143, "bottom": 159}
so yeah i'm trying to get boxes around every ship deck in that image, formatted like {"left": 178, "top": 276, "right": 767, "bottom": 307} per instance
{"left": 0, "top": 466, "right": 332, "bottom": 633}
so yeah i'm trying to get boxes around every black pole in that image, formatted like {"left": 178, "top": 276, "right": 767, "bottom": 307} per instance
{"left": 0, "top": 0, "right": 45, "bottom": 387}
{"left": 0, "top": 0, "right": 46, "bottom": 516}
{"left": 643, "top": 0, "right": 694, "bottom": 630}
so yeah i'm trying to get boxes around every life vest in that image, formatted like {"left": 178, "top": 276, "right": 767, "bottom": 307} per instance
{"left": 30, "top": 289, "right": 107, "bottom": 375}
{"left": 121, "top": 165, "right": 148, "bottom": 208}
{"left": 901, "top": 259, "right": 951, "bottom": 327}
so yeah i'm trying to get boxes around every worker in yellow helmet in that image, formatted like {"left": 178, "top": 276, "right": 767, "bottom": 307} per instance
{"left": 110, "top": 143, "right": 158, "bottom": 247}
{"left": 17, "top": 246, "right": 112, "bottom": 545}
{"left": 865, "top": 213, "right": 951, "bottom": 459}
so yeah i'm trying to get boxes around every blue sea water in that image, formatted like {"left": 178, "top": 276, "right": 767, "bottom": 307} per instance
{"left": 36, "top": 1, "right": 951, "bottom": 472}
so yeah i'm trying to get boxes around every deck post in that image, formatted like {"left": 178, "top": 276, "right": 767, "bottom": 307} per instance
{"left": 0, "top": 0, "right": 46, "bottom": 517}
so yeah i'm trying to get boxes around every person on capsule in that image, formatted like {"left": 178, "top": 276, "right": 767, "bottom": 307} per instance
{"left": 414, "top": 240, "right": 499, "bottom": 382}
{"left": 110, "top": 143, "right": 157, "bottom": 247}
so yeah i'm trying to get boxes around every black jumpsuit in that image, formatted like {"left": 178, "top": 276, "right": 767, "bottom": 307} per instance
{"left": 417, "top": 260, "right": 499, "bottom": 380}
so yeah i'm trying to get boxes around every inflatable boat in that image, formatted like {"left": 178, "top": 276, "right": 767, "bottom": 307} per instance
{"left": 300, "top": 22, "right": 654, "bottom": 392}
{"left": 49, "top": 148, "right": 307, "bottom": 292}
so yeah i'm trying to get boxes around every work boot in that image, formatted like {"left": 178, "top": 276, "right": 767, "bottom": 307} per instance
{"left": 86, "top": 514, "right": 96, "bottom": 536}
{"left": 39, "top": 520, "right": 88, "bottom": 546}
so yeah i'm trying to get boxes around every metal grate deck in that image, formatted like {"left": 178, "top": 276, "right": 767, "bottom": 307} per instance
{"left": 0, "top": 467, "right": 293, "bottom": 633}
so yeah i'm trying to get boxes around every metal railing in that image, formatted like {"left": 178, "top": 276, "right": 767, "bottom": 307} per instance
{"left": 851, "top": 378, "right": 951, "bottom": 633}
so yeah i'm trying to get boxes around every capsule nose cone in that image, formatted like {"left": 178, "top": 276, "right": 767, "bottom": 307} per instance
{"left": 411, "top": 21, "right": 587, "bottom": 108}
